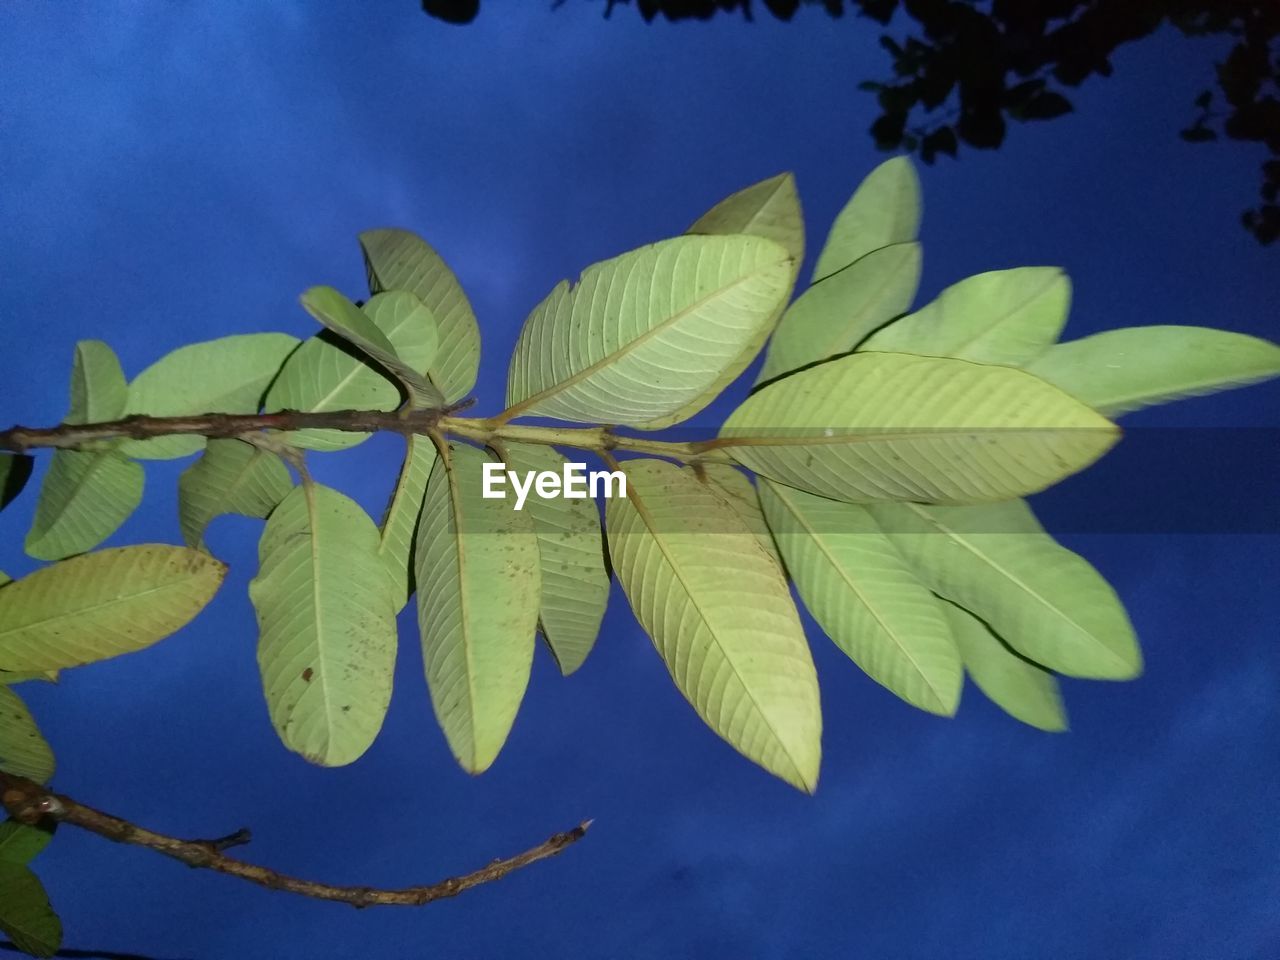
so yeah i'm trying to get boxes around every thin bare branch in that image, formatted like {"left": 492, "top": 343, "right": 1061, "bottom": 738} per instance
{"left": 0, "top": 772, "right": 590, "bottom": 909}
{"left": 184, "top": 827, "right": 253, "bottom": 852}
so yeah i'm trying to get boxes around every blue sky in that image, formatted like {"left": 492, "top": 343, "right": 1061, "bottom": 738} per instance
{"left": 2, "top": 3, "right": 1279, "bottom": 958}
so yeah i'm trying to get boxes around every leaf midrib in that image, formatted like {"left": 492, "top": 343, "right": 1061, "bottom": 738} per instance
{"left": 304, "top": 304, "right": 424, "bottom": 414}
{"left": 443, "top": 447, "right": 480, "bottom": 767}
{"left": 506, "top": 246, "right": 789, "bottom": 420}
{"left": 28, "top": 449, "right": 116, "bottom": 545}
{"left": 0, "top": 570, "right": 200, "bottom": 646}
{"left": 902, "top": 502, "right": 1129, "bottom": 672}
{"left": 302, "top": 481, "right": 337, "bottom": 754}
{"left": 626, "top": 472, "right": 807, "bottom": 787}
{"left": 775, "top": 486, "right": 948, "bottom": 711}
{"left": 715, "top": 425, "right": 1115, "bottom": 450}
{"left": 942, "top": 271, "right": 1061, "bottom": 358}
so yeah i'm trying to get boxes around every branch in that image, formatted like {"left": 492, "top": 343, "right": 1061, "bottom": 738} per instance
{"left": 0, "top": 772, "right": 590, "bottom": 909}
{"left": 0, "top": 409, "right": 737, "bottom": 463}
{"left": 0, "top": 409, "right": 447, "bottom": 454}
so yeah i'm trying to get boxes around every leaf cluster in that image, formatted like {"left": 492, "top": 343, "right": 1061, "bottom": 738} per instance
{"left": 2, "top": 157, "right": 1280, "bottom": 956}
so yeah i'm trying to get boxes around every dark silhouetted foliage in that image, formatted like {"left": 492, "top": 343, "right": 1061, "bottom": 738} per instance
{"left": 425, "top": 0, "right": 1280, "bottom": 245}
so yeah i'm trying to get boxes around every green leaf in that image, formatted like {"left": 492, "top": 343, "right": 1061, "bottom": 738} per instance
{"left": 376, "top": 434, "right": 437, "bottom": 611}
{"left": 0, "top": 862, "right": 61, "bottom": 958}
{"left": 24, "top": 450, "right": 144, "bottom": 561}
{"left": 758, "top": 481, "right": 961, "bottom": 715}
{"left": 504, "top": 234, "right": 794, "bottom": 428}
{"left": 415, "top": 444, "right": 541, "bottom": 773}
{"left": 0, "top": 545, "right": 225, "bottom": 672}
{"left": 0, "top": 687, "right": 54, "bottom": 783}
{"left": 177, "top": 439, "right": 294, "bottom": 549}
{"left": 757, "top": 241, "right": 921, "bottom": 383}
{"left": 0, "top": 572, "right": 9, "bottom": 588}
{"left": 866, "top": 500, "right": 1140, "bottom": 679}
{"left": 249, "top": 483, "right": 398, "bottom": 767}
{"left": 362, "top": 291, "right": 442, "bottom": 382}
{"left": 674, "top": 173, "right": 805, "bottom": 428}
{"left": 359, "top": 228, "right": 481, "bottom": 403}
{"left": 0, "top": 455, "right": 34, "bottom": 513}
{"left": 722, "top": 352, "right": 1118, "bottom": 504}
{"left": 67, "top": 340, "right": 127, "bottom": 424}
{"left": 0, "top": 821, "right": 54, "bottom": 866}
{"left": 500, "top": 443, "right": 609, "bottom": 676}
{"left": 1025, "top": 325, "right": 1280, "bottom": 416}
{"left": 860, "top": 267, "right": 1070, "bottom": 366}
{"left": 605, "top": 459, "right": 821, "bottom": 792}
{"left": 120, "top": 333, "right": 300, "bottom": 459}
{"left": 264, "top": 294, "right": 440, "bottom": 451}
{"left": 0, "top": 670, "right": 56, "bottom": 686}
{"left": 687, "top": 171, "right": 805, "bottom": 265}
{"left": 298, "top": 286, "right": 443, "bottom": 409}
{"left": 812, "top": 156, "right": 921, "bottom": 283}
{"left": 942, "top": 601, "right": 1067, "bottom": 732}
{"left": 696, "top": 464, "right": 782, "bottom": 571}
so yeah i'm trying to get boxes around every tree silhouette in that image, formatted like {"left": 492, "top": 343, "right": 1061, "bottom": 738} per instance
{"left": 423, "top": 0, "right": 1280, "bottom": 245}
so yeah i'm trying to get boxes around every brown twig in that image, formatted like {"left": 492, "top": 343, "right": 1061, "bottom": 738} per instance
{"left": 0, "top": 409, "right": 448, "bottom": 454}
{"left": 184, "top": 828, "right": 253, "bottom": 852}
{"left": 0, "top": 772, "right": 590, "bottom": 908}
{"left": 0, "top": 406, "right": 736, "bottom": 463}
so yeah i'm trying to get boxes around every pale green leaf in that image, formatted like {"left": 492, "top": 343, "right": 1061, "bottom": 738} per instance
{"left": 67, "top": 340, "right": 127, "bottom": 424}
{"left": 605, "top": 459, "right": 821, "bottom": 792}
{"left": 361, "top": 291, "right": 441, "bottom": 381}
{"left": 265, "top": 293, "right": 440, "bottom": 451}
{"left": 415, "top": 444, "right": 541, "bottom": 773}
{"left": 178, "top": 439, "right": 293, "bottom": 548}
{"left": 669, "top": 174, "right": 806, "bottom": 428}
{"left": 1, "top": 455, "right": 34, "bottom": 513}
{"left": 0, "top": 862, "right": 61, "bottom": 958}
{"left": 1025, "top": 325, "right": 1280, "bottom": 416}
{"left": 500, "top": 443, "right": 608, "bottom": 676}
{"left": 0, "top": 545, "right": 225, "bottom": 672}
{"left": 250, "top": 483, "right": 398, "bottom": 767}
{"left": 860, "top": 267, "right": 1070, "bottom": 366}
{"left": 376, "top": 434, "right": 437, "bottom": 611}
{"left": 696, "top": 464, "right": 782, "bottom": 571}
{"left": 121, "top": 333, "right": 300, "bottom": 459}
{"left": 360, "top": 228, "right": 481, "bottom": 403}
{"left": 24, "top": 450, "right": 144, "bottom": 561}
{"left": 759, "top": 481, "right": 961, "bottom": 715}
{"left": 812, "top": 156, "right": 920, "bottom": 283}
{"left": 298, "top": 286, "right": 443, "bottom": 409}
{"left": 504, "top": 234, "right": 794, "bottom": 428}
{"left": 867, "top": 500, "right": 1140, "bottom": 679}
{"left": 0, "top": 687, "right": 54, "bottom": 783}
{"left": 942, "top": 601, "right": 1067, "bottom": 732}
{"left": 0, "top": 670, "right": 57, "bottom": 686}
{"left": 0, "top": 821, "right": 54, "bottom": 866}
{"left": 757, "top": 241, "right": 921, "bottom": 383}
{"left": 687, "top": 171, "right": 805, "bottom": 265}
{"left": 722, "top": 352, "right": 1118, "bottom": 504}
{"left": 2, "top": 581, "right": 39, "bottom": 679}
